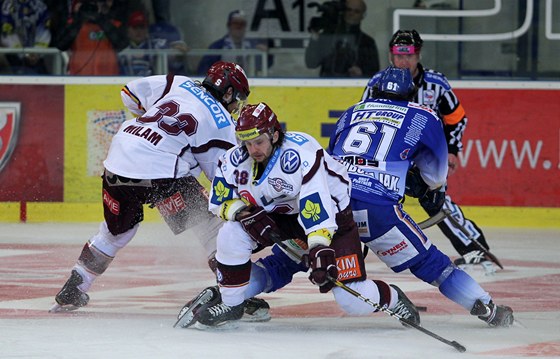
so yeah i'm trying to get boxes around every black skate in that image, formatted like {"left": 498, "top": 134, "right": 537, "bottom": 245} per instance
{"left": 470, "top": 299, "right": 514, "bottom": 327}
{"left": 175, "top": 285, "right": 271, "bottom": 328}
{"left": 49, "top": 270, "right": 90, "bottom": 313}
{"left": 174, "top": 286, "right": 221, "bottom": 328}
{"left": 241, "top": 297, "right": 271, "bottom": 322}
{"left": 390, "top": 284, "right": 421, "bottom": 327}
{"left": 195, "top": 300, "right": 244, "bottom": 329}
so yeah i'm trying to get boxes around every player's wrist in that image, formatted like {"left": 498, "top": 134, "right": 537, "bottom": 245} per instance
{"left": 219, "top": 198, "right": 249, "bottom": 221}
{"left": 307, "top": 228, "right": 333, "bottom": 249}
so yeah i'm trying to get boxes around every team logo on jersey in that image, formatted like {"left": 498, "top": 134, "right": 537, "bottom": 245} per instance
{"left": 0, "top": 102, "right": 20, "bottom": 174}
{"left": 268, "top": 177, "right": 293, "bottom": 193}
{"left": 230, "top": 147, "right": 249, "bottom": 166}
{"left": 400, "top": 148, "right": 410, "bottom": 160}
{"left": 422, "top": 90, "right": 436, "bottom": 105}
{"left": 299, "top": 192, "right": 328, "bottom": 227}
{"left": 280, "top": 149, "right": 300, "bottom": 174}
{"left": 210, "top": 178, "right": 232, "bottom": 205}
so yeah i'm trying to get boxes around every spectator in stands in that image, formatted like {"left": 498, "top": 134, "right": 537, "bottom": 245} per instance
{"left": 197, "top": 10, "right": 271, "bottom": 76}
{"left": 149, "top": 19, "right": 189, "bottom": 75}
{"left": 119, "top": 10, "right": 155, "bottom": 76}
{"left": 44, "top": 0, "right": 70, "bottom": 49}
{"left": 0, "top": 54, "right": 11, "bottom": 73}
{"left": 53, "top": 0, "right": 127, "bottom": 75}
{"left": 0, "top": 0, "right": 52, "bottom": 74}
{"left": 304, "top": 0, "right": 379, "bottom": 78}
{"left": 119, "top": 10, "right": 189, "bottom": 76}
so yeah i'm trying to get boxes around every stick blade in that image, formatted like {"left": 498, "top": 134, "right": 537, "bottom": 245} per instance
{"left": 451, "top": 341, "right": 467, "bottom": 353}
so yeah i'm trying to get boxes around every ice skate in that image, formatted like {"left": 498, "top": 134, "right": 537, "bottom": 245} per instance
{"left": 174, "top": 286, "right": 221, "bottom": 328}
{"left": 241, "top": 297, "right": 271, "bottom": 322}
{"left": 453, "top": 250, "right": 489, "bottom": 266}
{"left": 471, "top": 299, "right": 514, "bottom": 327}
{"left": 455, "top": 250, "right": 497, "bottom": 275}
{"left": 194, "top": 300, "right": 244, "bottom": 329}
{"left": 49, "top": 270, "right": 90, "bottom": 313}
{"left": 176, "top": 285, "right": 271, "bottom": 328}
{"left": 390, "top": 284, "right": 421, "bottom": 327}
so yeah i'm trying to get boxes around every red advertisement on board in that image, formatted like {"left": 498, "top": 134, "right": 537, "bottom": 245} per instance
{"left": 0, "top": 85, "right": 64, "bottom": 201}
{"left": 449, "top": 89, "right": 559, "bottom": 207}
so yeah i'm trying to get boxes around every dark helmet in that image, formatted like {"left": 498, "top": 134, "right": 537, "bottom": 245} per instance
{"left": 235, "top": 102, "right": 283, "bottom": 142}
{"left": 389, "top": 29, "right": 423, "bottom": 54}
{"left": 373, "top": 66, "right": 417, "bottom": 101}
{"left": 202, "top": 61, "right": 250, "bottom": 108}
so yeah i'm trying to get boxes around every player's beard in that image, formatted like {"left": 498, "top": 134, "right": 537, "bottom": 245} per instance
{"left": 251, "top": 143, "right": 274, "bottom": 164}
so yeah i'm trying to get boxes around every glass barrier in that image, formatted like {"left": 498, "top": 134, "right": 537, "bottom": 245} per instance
{"left": 0, "top": 1, "right": 558, "bottom": 80}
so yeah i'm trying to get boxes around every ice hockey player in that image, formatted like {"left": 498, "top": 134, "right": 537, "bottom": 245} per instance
{"left": 331, "top": 66, "right": 513, "bottom": 327}
{"left": 50, "top": 61, "right": 269, "bottom": 321}
{"left": 175, "top": 102, "right": 420, "bottom": 329}
{"left": 361, "top": 29, "right": 494, "bottom": 268}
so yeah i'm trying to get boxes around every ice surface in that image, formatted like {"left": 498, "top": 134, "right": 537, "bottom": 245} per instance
{"left": 1, "top": 222, "right": 559, "bottom": 359}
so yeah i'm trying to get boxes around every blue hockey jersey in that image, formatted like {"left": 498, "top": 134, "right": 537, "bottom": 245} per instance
{"left": 327, "top": 98, "right": 448, "bottom": 204}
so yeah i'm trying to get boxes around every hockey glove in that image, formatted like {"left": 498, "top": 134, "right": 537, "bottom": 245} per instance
{"left": 236, "top": 205, "right": 281, "bottom": 247}
{"left": 303, "top": 245, "right": 338, "bottom": 293}
{"left": 405, "top": 167, "right": 429, "bottom": 198}
{"left": 419, "top": 188, "right": 446, "bottom": 216}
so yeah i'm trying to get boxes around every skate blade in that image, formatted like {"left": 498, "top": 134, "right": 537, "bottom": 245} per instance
{"left": 241, "top": 310, "right": 271, "bottom": 323}
{"left": 193, "top": 320, "right": 240, "bottom": 331}
{"left": 511, "top": 318, "right": 525, "bottom": 328}
{"left": 48, "top": 303, "right": 81, "bottom": 313}
{"left": 173, "top": 290, "right": 215, "bottom": 329}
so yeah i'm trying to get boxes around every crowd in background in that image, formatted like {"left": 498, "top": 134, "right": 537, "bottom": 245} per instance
{"left": 0, "top": 0, "right": 190, "bottom": 75}
{"left": 0, "top": 0, "right": 379, "bottom": 77}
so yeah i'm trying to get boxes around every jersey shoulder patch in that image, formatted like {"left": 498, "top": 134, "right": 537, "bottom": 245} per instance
{"left": 423, "top": 70, "right": 451, "bottom": 90}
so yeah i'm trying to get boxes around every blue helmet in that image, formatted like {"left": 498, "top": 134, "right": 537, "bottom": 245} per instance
{"left": 374, "top": 66, "right": 417, "bottom": 101}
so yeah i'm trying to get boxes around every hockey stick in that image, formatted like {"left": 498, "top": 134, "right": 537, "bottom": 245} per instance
{"left": 417, "top": 210, "right": 447, "bottom": 230}
{"left": 267, "top": 232, "right": 467, "bottom": 353}
{"left": 327, "top": 275, "right": 466, "bottom": 353}
{"left": 442, "top": 209, "right": 504, "bottom": 269}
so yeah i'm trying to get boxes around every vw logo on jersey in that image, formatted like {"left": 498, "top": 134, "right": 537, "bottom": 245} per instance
{"left": 280, "top": 149, "right": 300, "bottom": 174}
{"left": 230, "top": 147, "right": 249, "bottom": 166}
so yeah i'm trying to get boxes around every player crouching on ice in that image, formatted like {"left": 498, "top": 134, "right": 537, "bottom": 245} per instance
{"left": 175, "top": 102, "right": 421, "bottom": 329}
{"left": 328, "top": 66, "right": 514, "bottom": 327}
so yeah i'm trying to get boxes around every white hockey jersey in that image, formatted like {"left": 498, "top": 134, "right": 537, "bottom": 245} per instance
{"left": 104, "top": 75, "right": 237, "bottom": 180}
{"left": 209, "top": 131, "right": 352, "bottom": 236}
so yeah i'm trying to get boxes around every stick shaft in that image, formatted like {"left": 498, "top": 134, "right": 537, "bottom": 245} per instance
{"left": 267, "top": 232, "right": 467, "bottom": 352}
